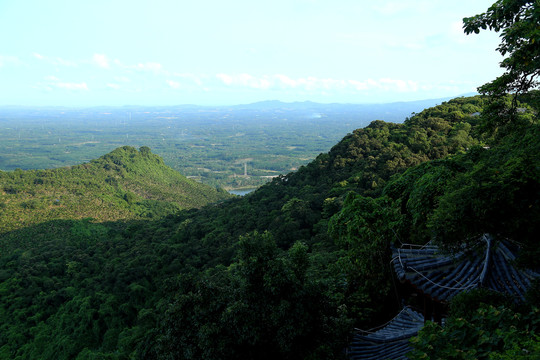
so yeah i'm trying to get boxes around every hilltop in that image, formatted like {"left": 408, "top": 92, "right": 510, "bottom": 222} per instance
{"left": 0, "top": 146, "right": 230, "bottom": 233}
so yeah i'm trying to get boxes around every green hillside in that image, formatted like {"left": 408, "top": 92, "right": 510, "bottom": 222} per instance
{"left": 6, "top": 94, "right": 538, "bottom": 360}
{"left": 0, "top": 146, "right": 230, "bottom": 233}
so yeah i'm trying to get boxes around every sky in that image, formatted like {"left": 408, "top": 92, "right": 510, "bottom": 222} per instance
{"left": 0, "top": 0, "right": 503, "bottom": 107}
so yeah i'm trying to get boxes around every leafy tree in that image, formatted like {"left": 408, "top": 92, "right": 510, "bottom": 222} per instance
{"left": 154, "top": 232, "right": 350, "bottom": 360}
{"left": 409, "top": 305, "right": 540, "bottom": 359}
{"left": 328, "top": 193, "right": 400, "bottom": 324}
{"left": 463, "top": 0, "right": 539, "bottom": 132}
{"left": 427, "top": 127, "right": 540, "bottom": 262}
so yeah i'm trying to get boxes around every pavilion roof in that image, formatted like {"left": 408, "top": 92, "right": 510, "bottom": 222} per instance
{"left": 392, "top": 234, "right": 539, "bottom": 302}
{"left": 347, "top": 307, "right": 424, "bottom": 360}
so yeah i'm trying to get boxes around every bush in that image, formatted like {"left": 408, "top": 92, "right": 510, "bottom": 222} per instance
{"left": 409, "top": 305, "right": 540, "bottom": 359}
{"left": 449, "top": 288, "right": 512, "bottom": 319}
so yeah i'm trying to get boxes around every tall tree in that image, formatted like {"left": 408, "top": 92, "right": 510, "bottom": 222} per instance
{"left": 463, "top": 0, "right": 539, "bottom": 132}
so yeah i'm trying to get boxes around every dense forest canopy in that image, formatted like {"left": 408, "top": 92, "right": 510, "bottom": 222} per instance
{"left": 1, "top": 1, "right": 539, "bottom": 359}
{"left": 4, "top": 92, "right": 539, "bottom": 359}
{"left": 0, "top": 146, "right": 230, "bottom": 233}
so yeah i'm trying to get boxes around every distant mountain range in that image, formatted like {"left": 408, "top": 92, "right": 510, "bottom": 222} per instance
{"left": 0, "top": 95, "right": 475, "bottom": 123}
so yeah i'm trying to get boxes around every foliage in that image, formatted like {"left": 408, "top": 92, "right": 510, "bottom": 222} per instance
{"left": 328, "top": 194, "right": 400, "bottom": 321}
{"left": 464, "top": 1, "right": 539, "bottom": 96}
{"left": 448, "top": 288, "right": 514, "bottom": 319}
{"left": 153, "top": 232, "right": 351, "bottom": 360}
{"left": 430, "top": 129, "right": 540, "bottom": 249}
{"left": 0, "top": 146, "right": 230, "bottom": 233}
{"left": 375, "top": 118, "right": 540, "bottom": 267}
{"left": 1, "top": 95, "right": 538, "bottom": 358}
{"left": 383, "top": 158, "right": 469, "bottom": 244}
{"left": 409, "top": 305, "right": 540, "bottom": 359}
{"left": 463, "top": 1, "right": 540, "bottom": 134}
{"left": 330, "top": 93, "right": 540, "bottom": 358}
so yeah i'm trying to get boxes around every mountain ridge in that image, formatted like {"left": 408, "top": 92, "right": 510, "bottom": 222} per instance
{"left": 0, "top": 94, "right": 474, "bottom": 111}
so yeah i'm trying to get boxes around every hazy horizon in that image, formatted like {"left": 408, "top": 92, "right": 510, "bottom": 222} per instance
{"left": 0, "top": 92, "right": 475, "bottom": 110}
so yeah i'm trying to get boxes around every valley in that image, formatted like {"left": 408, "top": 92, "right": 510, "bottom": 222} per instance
{"left": 0, "top": 98, "right": 451, "bottom": 189}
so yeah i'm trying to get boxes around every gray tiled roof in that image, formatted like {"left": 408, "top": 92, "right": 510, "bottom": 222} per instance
{"left": 392, "top": 234, "right": 539, "bottom": 302}
{"left": 347, "top": 235, "right": 539, "bottom": 360}
{"left": 348, "top": 307, "right": 423, "bottom": 360}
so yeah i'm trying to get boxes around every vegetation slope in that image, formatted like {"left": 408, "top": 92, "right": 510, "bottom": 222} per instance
{"left": 0, "top": 145, "right": 230, "bottom": 233}
{"left": 6, "top": 95, "right": 537, "bottom": 360}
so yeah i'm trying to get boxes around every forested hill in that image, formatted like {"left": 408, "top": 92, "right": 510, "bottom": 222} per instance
{"left": 0, "top": 146, "right": 230, "bottom": 233}
{"left": 1, "top": 94, "right": 539, "bottom": 359}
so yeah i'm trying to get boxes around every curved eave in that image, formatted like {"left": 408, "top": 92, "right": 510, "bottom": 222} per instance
{"left": 348, "top": 307, "right": 424, "bottom": 360}
{"left": 392, "top": 236, "right": 539, "bottom": 303}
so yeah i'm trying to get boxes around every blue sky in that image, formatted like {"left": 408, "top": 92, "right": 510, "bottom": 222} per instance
{"left": 0, "top": 0, "right": 501, "bottom": 106}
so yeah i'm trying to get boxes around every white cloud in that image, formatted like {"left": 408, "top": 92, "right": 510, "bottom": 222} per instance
{"left": 372, "top": 0, "right": 434, "bottom": 15}
{"left": 173, "top": 72, "right": 205, "bottom": 86}
{"left": 135, "top": 62, "right": 163, "bottom": 72}
{"left": 348, "top": 80, "right": 369, "bottom": 91}
{"left": 379, "top": 78, "right": 419, "bottom": 92}
{"left": 93, "top": 53, "right": 110, "bottom": 68}
{"left": 55, "top": 82, "right": 88, "bottom": 90}
{"left": 214, "top": 73, "right": 427, "bottom": 95}
{"left": 53, "top": 57, "right": 77, "bottom": 67}
{"left": 39, "top": 75, "right": 89, "bottom": 91}
{"left": 32, "top": 53, "right": 77, "bottom": 67}
{"left": 216, "top": 73, "right": 234, "bottom": 85}
{"left": 274, "top": 74, "right": 297, "bottom": 87}
{"left": 167, "top": 80, "right": 181, "bottom": 89}
{"left": 114, "top": 59, "right": 165, "bottom": 74}
{"left": 0, "top": 55, "right": 19, "bottom": 67}
{"left": 23, "top": 49, "right": 479, "bottom": 101}
{"left": 217, "top": 73, "right": 313, "bottom": 90}
{"left": 114, "top": 76, "right": 131, "bottom": 83}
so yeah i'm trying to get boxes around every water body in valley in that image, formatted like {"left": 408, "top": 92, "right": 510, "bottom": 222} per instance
{"left": 228, "top": 188, "right": 257, "bottom": 196}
